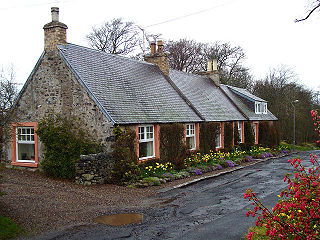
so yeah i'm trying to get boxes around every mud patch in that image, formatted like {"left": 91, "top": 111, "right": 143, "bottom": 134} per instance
{"left": 94, "top": 213, "right": 143, "bottom": 226}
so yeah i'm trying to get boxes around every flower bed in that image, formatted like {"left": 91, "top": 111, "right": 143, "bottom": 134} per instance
{"left": 128, "top": 145, "right": 290, "bottom": 188}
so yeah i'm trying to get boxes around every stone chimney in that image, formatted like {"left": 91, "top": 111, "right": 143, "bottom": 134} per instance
{"left": 198, "top": 59, "right": 220, "bottom": 86}
{"left": 144, "top": 40, "right": 169, "bottom": 76}
{"left": 43, "top": 7, "right": 68, "bottom": 52}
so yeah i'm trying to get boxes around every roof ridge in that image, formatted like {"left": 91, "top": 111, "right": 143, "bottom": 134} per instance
{"left": 58, "top": 43, "right": 156, "bottom": 66}
{"left": 170, "top": 68, "right": 210, "bottom": 80}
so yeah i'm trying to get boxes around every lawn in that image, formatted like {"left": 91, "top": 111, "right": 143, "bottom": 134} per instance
{"left": 0, "top": 215, "right": 24, "bottom": 240}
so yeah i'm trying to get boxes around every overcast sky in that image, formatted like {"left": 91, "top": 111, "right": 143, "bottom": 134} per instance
{"left": 1, "top": 0, "right": 319, "bottom": 91}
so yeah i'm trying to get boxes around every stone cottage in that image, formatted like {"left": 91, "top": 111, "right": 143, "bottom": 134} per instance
{"left": 4, "top": 7, "right": 277, "bottom": 168}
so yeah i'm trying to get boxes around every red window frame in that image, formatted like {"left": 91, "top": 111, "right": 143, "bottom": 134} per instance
{"left": 11, "top": 122, "right": 39, "bottom": 168}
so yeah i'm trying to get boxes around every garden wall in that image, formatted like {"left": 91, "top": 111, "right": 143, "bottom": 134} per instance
{"left": 75, "top": 152, "right": 114, "bottom": 185}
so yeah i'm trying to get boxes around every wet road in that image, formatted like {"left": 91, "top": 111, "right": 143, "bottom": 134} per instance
{"left": 35, "top": 151, "right": 319, "bottom": 240}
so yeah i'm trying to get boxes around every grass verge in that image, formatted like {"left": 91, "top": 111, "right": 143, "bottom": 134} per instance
{"left": 245, "top": 225, "right": 268, "bottom": 240}
{"left": 0, "top": 215, "right": 25, "bottom": 240}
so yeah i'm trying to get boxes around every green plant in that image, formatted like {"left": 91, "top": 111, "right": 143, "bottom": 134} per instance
{"left": 141, "top": 162, "right": 174, "bottom": 178}
{"left": 234, "top": 122, "right": 241, "bottom": 146}
{"left": 244, "top": 155, "right": 320, "bottom": 239}
{"left": 37, "top": 114, "right": 102, "bottom": 179}
{"left": 224, "top": 122, "right": 233, "bottom": 152}
{"left": 109, "top": 126, "right": 139, "bottom": 184}
{"left": 199, "top": 122, "right": 219, "bottom": 154}
{"left": 0, "top": 215, "right": 25, "bottom": 240}
{"left": 244, "top": 122, "right": 255, "bottom": 149}
{"left": 159, "top": 123, "right": 187, "bottom": 170}
{"left": 259, "top": 121, "right": 279, "bottom": 148}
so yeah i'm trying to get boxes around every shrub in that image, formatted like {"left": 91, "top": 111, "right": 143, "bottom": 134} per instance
{"left": 244, "top": 122, "right": 255, "bottom": 148}
{"left": 259, "top": 121, "right": 279, "bottom": 147}
{"left": 224, "top": 122, "right": 233, "bottom": 152}
{"left": 244, "top": 155, "right": 320, "bottom": 240}
{"left": 199, "top": 122, "right": 220, "bottom": 154}
{"left": 159, "top": 123, "right": 187, "bottom": 170}
{"left": 311, "top": 110, "right": 320, "bottom": 147}
{"left": 37, "top": 114, "right": 102, "bottom": 179}
{"left": 234, "top": 122, "right": 241, "bottom": 146}
{"left": 109, "top": 126, "right": 139, "bottom": 184}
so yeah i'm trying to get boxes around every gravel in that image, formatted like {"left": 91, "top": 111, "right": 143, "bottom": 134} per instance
{"left": 0, "top": 169, "right": 158, "bottom": 236}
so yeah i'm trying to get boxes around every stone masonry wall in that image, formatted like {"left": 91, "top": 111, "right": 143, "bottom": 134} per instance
{"left": 144, "top": 53, "right": 169, "bottom": 76}
{"left": 75, "top": 152, "right": 114, "bottom": 185}
{"left": 3, "top": 50, "right": 113, "bottom": 165}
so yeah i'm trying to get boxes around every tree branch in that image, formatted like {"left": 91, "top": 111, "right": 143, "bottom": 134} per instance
{"left": 295, "top": 3, "right": 320, "bottom": 22}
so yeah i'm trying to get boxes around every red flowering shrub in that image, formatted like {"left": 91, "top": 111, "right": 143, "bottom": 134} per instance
{"left": 311, "top": 109, "right": 320, "bottom": 147}
{"left": 244, "top": 154, "right": 320, "bottom": 239}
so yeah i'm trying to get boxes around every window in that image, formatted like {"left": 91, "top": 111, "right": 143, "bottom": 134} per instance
{"left": 186, "top": 123, "right": 195, "bottom": 150}
{"left": 216, "top": 124, "right": 222, "bottom": 148}
{"left": 263, "top": 102, "right": 267, "bottom": 114}
{"left": 139, "top": 125, "right": 154, "bottom": 159}
{"left": 16, "top": 127, "right": 35, "bottom": 162}
{"left": 237, "top": 121, "right": 243, "bottom": 143}
{"left": 11, "top": 122, "right": 38, "bottom": 167}
{"left": 255, "top": 102, "right": 267, "bottom": 114}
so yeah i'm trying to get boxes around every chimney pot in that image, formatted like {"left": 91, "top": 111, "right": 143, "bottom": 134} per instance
{"left": 51, "top": 7, "right": 59, "bottom": 22}
{"left": 150, "top": 42, "right": 156, "bottom": 54}
{"left": 207, "top": 60, "right": 213, "bottom": 72}
{"left": 207, "top": 59, "right": 217, "bottom": 72}
{"left": 212, "top": 59, "right": 218, "bottom": 71}
{"left": 157, "top": 40, "right": 163, "bottom": 53}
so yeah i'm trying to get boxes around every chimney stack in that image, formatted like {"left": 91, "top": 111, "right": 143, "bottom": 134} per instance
{"left": 43, "top": 7, "right": 68, "bottom": 52}
{"left": 144, "top": 40, "right": 169, "bottom": 76}
{"left": 198, "top": 59, "right": 220, "bottom": 86}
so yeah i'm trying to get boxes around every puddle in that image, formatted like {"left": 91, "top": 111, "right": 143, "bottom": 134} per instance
{"left": 94, "top": 213, "right": 143, "bottom": 226}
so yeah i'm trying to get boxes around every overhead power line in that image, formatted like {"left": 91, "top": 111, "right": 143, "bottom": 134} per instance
{"left": 144, "top": 0, "right": 237, "bottom": 28}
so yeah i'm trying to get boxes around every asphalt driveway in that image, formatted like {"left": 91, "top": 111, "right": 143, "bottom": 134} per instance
{"left": 33, "top": 150, "right": 319, "bottom": 240}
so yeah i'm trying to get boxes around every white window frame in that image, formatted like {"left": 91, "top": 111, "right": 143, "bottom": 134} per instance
{"left": 237, "top": 121, "right": 243, "bottom": 143}
{"left": 16, "top": 127, "right": 36, "bottom": 163}
{"left": 138, "top": 125, "right": 155, "bottom": 160}
{"left": 255, "top": 102, "right": 268, "bottom": 114}
{"left": 253, "top": 124, "right": 257, "bottom": 143}
{"left": 186, "top": 123, "right": 196, "bottom": 150}
{"left": 216, "top": 123, "right": 222, "bottom": 148}
{"left": 263, "top": 102, "right": 267, "bottom": 114}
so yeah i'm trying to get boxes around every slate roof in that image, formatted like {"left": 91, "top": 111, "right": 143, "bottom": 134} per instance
{"left": 169, "top": 70, "right": 246, "bottom": 122}
{"left": 58, "top": 43, "right": 202, "bottom": 124}
{"left": 220, "top": 84, "right": 278, "bottom": 121}
{"left": 227, "top": 85, "right": 266, "bottom": 102}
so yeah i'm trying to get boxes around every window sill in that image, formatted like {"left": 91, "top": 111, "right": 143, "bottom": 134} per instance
{"left": 138, "top": 156, "right": 157, "bottom": 163}
{"left": 11, "top": 162, "right": 38, "bottom": 168}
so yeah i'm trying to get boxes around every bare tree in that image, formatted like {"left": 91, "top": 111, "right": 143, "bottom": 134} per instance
{"left": 165, "top": 39, "right": 203, "bottom": 73}
{"left": 253, "top": 66, "right": 316, "bottom": 143}
{"left": 202, "top": 42, "right": 251, "bottom": 88}
{"left": 0, "top": 65, "right": 17, "bottom": 126}
{"left": 296, "top": 0, "right": 320, "bottom": 22}
{"left": 86, "top": 18, "right": 140, "bottom": 55}
{"left": 166, "top": 39, "right": 252, "bottom": 88}
{"left": 0, "top": 65, "right": 18, "bottom": 161}
{"left": 131, "top": 30, "right": 162, "bottom": 61}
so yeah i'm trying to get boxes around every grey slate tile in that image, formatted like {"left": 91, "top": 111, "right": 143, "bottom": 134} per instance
{"left": 169, "top": 70, "right": 246, "bottom": 122}
{"left": 220, "top": 85, "right": 277, "bottom": 121}
{"left": 58, "top": 44, "right": 202, "bottom": 124}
